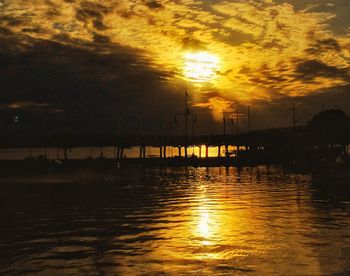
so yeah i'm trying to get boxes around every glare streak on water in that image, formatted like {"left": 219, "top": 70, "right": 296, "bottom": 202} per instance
{"left": 0, "top": 166, "right": 350, "bottom": 275}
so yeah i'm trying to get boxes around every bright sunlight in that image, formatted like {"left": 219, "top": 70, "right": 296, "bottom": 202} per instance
{"left": 183, "top": 52, "right": 220, "bottom": 83}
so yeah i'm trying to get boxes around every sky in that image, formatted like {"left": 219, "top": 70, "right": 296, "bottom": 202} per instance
{"left": 0, "top": 0, "right": 350, "bottom": 135}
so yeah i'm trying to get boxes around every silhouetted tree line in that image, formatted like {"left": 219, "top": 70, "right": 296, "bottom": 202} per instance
{"left": 308, "top": 109, "right": 350, "bottom": 144}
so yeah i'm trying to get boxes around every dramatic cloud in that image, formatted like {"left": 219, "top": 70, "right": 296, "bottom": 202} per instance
{"left": 1, "top": 0, "right": 350, "bottom": 133}
{"left": 295, "top": 60, "right": 350, "bottom": 82}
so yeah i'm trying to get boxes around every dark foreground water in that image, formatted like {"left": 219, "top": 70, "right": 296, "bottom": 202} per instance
{"left": 0, "top": 166, "right": 350, "bottom": 275}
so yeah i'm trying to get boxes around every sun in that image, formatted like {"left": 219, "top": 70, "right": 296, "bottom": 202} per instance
{"left": 183, "top": 52, "right": 220, "bottom": 83}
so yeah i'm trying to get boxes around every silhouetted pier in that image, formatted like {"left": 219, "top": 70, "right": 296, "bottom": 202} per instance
{"left": 0, "top": 126, "right": 349, "bottom": 165}
{"left": 0, "top": 129, "right": 303, "bottom": 158}
{"left": 1, "top": 109, "right": 349, "bottom": 169}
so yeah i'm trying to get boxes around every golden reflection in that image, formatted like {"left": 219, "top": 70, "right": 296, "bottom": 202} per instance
{"left": 114, "top": 168, "right": 327, "bottom": 275}
{"left": 183, "top": 52, "right": 220, "bottom": 83}
{"left": 198, "top": 209, "right": 210, "bottom": 241}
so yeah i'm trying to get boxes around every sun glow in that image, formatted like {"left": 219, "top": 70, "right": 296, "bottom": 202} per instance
{"left": 183, "top": 52, "right": 220, "bottom": 83}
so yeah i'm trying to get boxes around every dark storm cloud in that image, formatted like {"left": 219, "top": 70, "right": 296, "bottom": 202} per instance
{"left": 295, "top": 60, "right": 350, "bottom": 82}
{"left": 1, "top": 0, "right": 350, "bottom": 134}
{"left": 0, "top": 29, "right": 188, "bottom": 134}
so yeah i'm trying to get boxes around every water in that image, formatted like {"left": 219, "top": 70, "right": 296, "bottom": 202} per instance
{"left": 0, "top": 166, "right": 350, "bottom": 275}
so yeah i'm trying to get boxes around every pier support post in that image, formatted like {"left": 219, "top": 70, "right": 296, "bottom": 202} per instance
{"left": 178, "top": 146, "right": 181, "bottom": 157}
{"left": 139, "top": 146, "right": 143, "bottom": 158}
{"left": 64, "top": 148, "right": 68, "bottom": 160}
{"left": 206, "top": 145, "right": 209, "bottom": 158}
{"left": 218, "top": 145, "right": 221, "bottom": 158}
{"left": 159, "top": 146, "right": 163, "bottom": 158}
{"left": 116, "top": 147, "right": 120, "bottom": 159}
{"left": 163, "top": 145, "right": 167, "bottom": 158}
{"left": 199, "top": 146, "right": 202, "bottom": 158}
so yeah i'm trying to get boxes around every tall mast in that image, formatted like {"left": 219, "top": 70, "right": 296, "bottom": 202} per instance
{"left": 247, "top": 105, "right": 251, "bottom": 132}
{"left": 223, "top": 110, "right": 226, "bottom": 138}
{"left": 223, "top": 110, "right": 228, "bottom": 157}
{"left": 191, "top": 108, "right": 194, "bottom": 139}
{"left": 236, "top": 108, "right": 239, "bottom": 135}
{"left": 184, "top": 89, "right": 188, "bottom": 159}
{"left": 292, "top": 103, "right": 296, "bottom": 131}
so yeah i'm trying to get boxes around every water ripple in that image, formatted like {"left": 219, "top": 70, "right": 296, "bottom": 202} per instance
{"left": 0, "top": 166, "right": 350, "bottom": 275}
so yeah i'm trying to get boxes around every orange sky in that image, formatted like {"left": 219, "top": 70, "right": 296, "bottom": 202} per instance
{"left": 1, "top": 0, "right": 350, "bottom": 132}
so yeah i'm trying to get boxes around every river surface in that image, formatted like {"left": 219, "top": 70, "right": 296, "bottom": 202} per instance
{"left": 0, "top": 166, "right": 350, "bottom": 275}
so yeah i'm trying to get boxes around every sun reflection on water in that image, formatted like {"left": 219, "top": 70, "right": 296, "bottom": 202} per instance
{"left": 4, "top": 167, "right": 347, "bottom": 275}
{"left": 198, "top": 210, "right": 210, "bottom": 241}
{"left": 193, "top": 189, "right": 223, "bottom": 260}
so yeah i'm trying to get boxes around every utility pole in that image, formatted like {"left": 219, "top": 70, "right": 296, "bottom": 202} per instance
{"left": 236, "top": 109, "right": 239, "bottom": 135}
{"left": 230, "top": 115, "right": 235, "bottom": 135}
{"left": 247, "top": 105, "right": 251, "bottom": 132}
{"left": 190, "top": 108, "right": 198, "bottom": 150}
{"left": 184, "top": 89, "right": 189, "bottom": 159}
{"left": 292, "top": 103, "right": 296, "bottom": 131}
{"left": 191, "top": 108, "right": 194, "bottom": 140}
{"left": 174, "top": 89, "right": 191, "bottom": 159}
{"left": 223, "top": 111, "right": 226, "bottom": 138}
{"left": 223, "top": 110, "right": 228, "bottom": 157}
